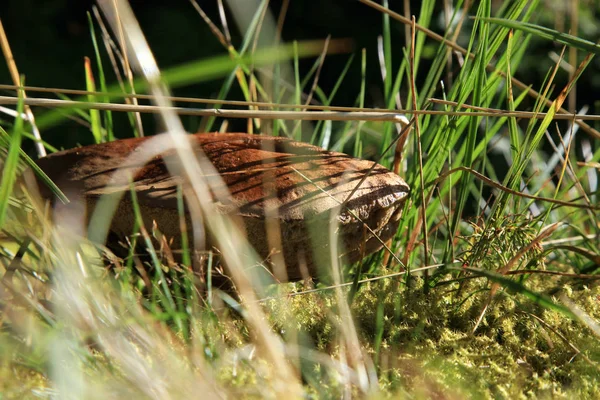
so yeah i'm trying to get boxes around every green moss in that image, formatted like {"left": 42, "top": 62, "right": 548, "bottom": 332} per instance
{"left": 262, "top": 272, "right": 600, "bottom": 398}
{"left": 2, "top": 250, "right": 598, "bottom": 398}
{"left": 0, "top": 362, "right": 49, "bottom": 399}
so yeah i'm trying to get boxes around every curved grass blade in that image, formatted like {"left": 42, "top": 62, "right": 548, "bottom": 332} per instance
{"left": 453, "top": 266, "right": 576, "bottom": 320}
{"left": 0, "top": 83, "right": 24, "bottom": 228}
{"left": 35, "top": 39, "right": 346, "bottom": 131}
{"left": 481, "top": 18, "right": 600, "bottom": 55}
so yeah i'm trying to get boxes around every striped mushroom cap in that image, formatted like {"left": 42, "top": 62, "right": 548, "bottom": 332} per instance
{"left": 34, "top": 133, "right": 410, "bottom": 281}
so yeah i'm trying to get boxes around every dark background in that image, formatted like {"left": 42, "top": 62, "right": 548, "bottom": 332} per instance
{"left": 1, "top": 0, "right": 599, "bottom": 152}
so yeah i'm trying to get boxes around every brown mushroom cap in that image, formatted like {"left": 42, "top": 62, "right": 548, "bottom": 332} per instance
{"left": 34, "top": 133, "right": 409, "bottom": 280}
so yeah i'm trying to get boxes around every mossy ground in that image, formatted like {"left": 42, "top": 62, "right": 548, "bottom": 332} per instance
{"left": 261, "top": 272, "right": 600, "bottom": 398}
{"left": 1, "top": 250, "right": 599, "bottom": 398}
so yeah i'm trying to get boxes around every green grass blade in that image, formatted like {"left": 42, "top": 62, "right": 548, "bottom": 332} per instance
{"left": 0, "top": 82, "right": 24, "bottom": 228}
{"left": 482, "top": 17, "right": 600, "bottom": 54}
{"left": 353, "top": 48, "right": 367, "bottom": 158}
{"left": 35, "top": 40, "right": 336, "bottom": 131}
{"left": 177, "top": 184, "right": 191, "bottom": 268}
{"left": 87, "top": 12, "right": 114, "bottom": 141}
{"left": 84, "top": 57, "right": 103, "bottom": 144}
{"left": 455, "top": 266, "right": 576, "bottom": 319}
{"left": 0, "top": 126, "right": 67, "bottom": 203}
{"left": 381, "top": 0, "right": 392, "bottom": 100}
{"left": 448, "top": 0, "right": 491, "bottom": 255}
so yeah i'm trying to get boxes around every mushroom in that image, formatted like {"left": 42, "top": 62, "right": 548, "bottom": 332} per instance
{"left": 32, "top": 133, "right": 409, "bottom": 281}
